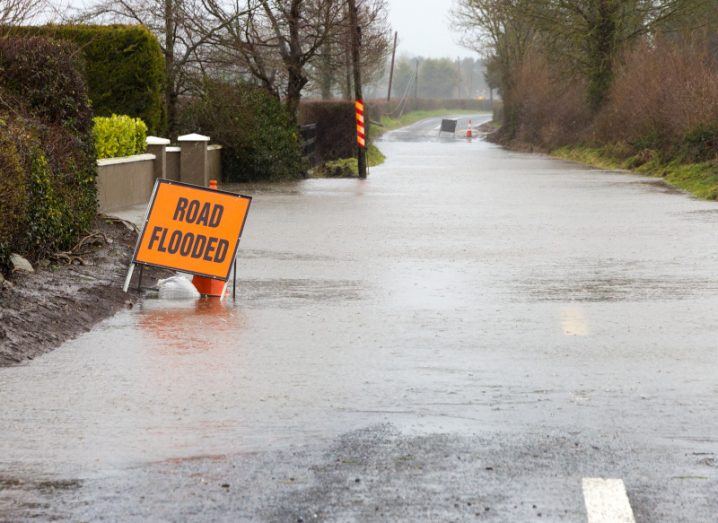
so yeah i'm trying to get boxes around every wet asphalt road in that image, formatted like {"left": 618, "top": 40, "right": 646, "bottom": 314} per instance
{"left": 1, "top": 115, "right": 717, "bottom": 521}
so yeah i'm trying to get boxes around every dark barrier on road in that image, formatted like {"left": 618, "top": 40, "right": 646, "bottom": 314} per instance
{"left": 440, "top": 119, "right": 458, "bottom": 135}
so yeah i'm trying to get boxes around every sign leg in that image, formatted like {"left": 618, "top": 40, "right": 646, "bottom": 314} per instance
{"left": 122, "top": 263, "right": 135, "bottom": 293}
{"left": 233, "top": 258, "right": 237, "bottom": 301}
{"left": 137, "top": 264, "right": 144, "bottom": 293}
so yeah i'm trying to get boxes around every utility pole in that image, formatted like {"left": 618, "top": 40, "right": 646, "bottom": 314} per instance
{"left": 386, "top": 31, "right": 398, "bottom": 102}
{"left": 468, "top": 59, "right": 473, "bottom": 98}
{"left": 348, "top": 0, "right": 366, "bottom": 179}
{"left": 457, "top": 57, "right": 461, "bottom": 98}
{"left": 414, "top": 58, "right": 419, "bottom": 103}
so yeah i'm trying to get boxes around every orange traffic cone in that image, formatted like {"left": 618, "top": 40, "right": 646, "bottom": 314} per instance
{"left": 192, "top": 179, "right": 228, "bottom": 297}
{"left": 465, "top": 119, "right": 473, "bottom": 139}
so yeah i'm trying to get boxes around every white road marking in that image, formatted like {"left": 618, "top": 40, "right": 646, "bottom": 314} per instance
{"left": 582, "top": 478, "right": 636, "bottom": 523}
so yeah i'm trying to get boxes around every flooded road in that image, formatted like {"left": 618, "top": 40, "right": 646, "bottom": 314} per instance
{"left": 2, "top": 115, "right": 717, "bottom": 521}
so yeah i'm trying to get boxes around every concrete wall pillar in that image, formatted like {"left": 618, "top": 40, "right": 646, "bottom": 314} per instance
{"left": 178, "top": 133, "right": 211, "bottom": 187}
{"left": 146, "top": 136, "right": 170, "bottom": 181}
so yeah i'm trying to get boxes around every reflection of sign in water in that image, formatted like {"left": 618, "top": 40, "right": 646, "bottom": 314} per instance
{"left": 130, "top": 179, "right": 251, "bottom": 283}
{"left": 138, "top": 299, "right": 240, "bottom": 352}
{"left": 440, "top": 119, "right": 458, "bottom": 135}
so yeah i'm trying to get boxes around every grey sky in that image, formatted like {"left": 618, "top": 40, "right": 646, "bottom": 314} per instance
{"left": 387, "top": 0, "right": 473, "bottom": 58}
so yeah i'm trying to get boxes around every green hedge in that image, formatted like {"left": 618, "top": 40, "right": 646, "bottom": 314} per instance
{"left": 180, "top": 80, "right": 304, "bottom": 182}
{"left": 93, "top": 114, "right": 148, "bottom": 159}
{"left": 0, "top": 37, "right": 97, "bottom": 273}
{"left": 13, "top": 24, "right": 166, "bottom": 134}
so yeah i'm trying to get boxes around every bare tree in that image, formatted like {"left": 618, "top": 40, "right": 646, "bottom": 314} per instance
{"left": 453, "top": 0, "right": 707, "bottom": 112}
{"left": 451, "top": 0, "right": 536, "bottom": 111}
{"left": 0, "top": 0, "right": 45, "bottom": 28}
{"left": 523, "top": 0, "right": 707, "bottom": 110}
{"left": 206, "top": 0, "right": 345, "bottom": 123}
{"left": 310, "top": 0, "right": 391, "bottom": 99}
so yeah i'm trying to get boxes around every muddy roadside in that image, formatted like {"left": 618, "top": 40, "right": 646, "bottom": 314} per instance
{"left": 0, "top": 217, "right": 169, "bottom": 366}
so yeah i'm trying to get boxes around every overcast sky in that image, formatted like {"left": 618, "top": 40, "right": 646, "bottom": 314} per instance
{"left": 387, "top": 0, "right": 473, "bottom": 59}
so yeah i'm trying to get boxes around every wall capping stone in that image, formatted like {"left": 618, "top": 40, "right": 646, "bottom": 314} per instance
{"left": 97, "top": 153, "right": 156, "bottom": 167}
{"left": 146, "top": 136, "right": 171, "bottom": 145}
{"left": 178, "top": 133, "right": 210, "bottom": 142}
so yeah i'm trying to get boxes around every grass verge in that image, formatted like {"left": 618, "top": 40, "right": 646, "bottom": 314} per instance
{"left": 311, "top": 144, "right": 386, "bottom": 178}
{"left": 553, "top": 145, "right": 718, "bottom": 200}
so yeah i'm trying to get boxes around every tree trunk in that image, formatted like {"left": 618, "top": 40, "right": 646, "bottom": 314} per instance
{"left": 319, "top": 41, "right": 333, "bottom": 100}
{"left": 164, "top": 0, "right": 176, "bottom": 137}
{"left": 285, "top": 67, "right": 307, "bottom": 126}
{"left": 587, "top": 0, "right": 619, "bottom": 112}
{"left": 344, "top": 52, "right": 352, "bottom": 99}
{"left": 284, "top": 0, "right": 307, "bottom": 126}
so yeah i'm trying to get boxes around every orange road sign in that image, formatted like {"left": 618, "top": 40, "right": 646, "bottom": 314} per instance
{"left": 129, "top": 179, "right": 251, "bottom": 283}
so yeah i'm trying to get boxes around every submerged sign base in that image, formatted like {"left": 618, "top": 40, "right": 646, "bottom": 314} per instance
{"left": 124, "top": 179, "right": 251, "bottom": 293}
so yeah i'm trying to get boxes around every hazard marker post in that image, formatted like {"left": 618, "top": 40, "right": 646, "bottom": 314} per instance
{"left": 355, "top": 99, "right": 366, "bottom": 149}
{"left": 123, "top": 179, "right": 251, "bottom": 299}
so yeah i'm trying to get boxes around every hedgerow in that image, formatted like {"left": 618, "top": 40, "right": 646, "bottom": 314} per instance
{"left": 12, "top": 24, "right": 166, "bottom": 134}
{"left": 0, "top": 37, "right": 97, "bottom": 273}
{"left": 93, "top": 115, "right": 148, "bottom": 159}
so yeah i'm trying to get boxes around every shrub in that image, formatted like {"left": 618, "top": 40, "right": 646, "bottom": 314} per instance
{"left": 12, "top": 24, "right": 166, "bottom": 134}
{"left": 180, "top": 80, "right": 304, "bottom": 182}
{"left": 93, "top": 115, "right": 148, "bottom": 159}
{"left": 0, "top": 37, "right": 93, "bottom": 134}
{"left": 0, "top": 37, "right": 97, "bottom": 272}
{"left": 501, "top": 49, "right": 590, "bottom": 149}
{"left": 594, "top": 36, "right": 718, "bottom": 161}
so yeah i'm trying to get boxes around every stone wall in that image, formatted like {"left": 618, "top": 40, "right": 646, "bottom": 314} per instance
{"left": 96, "top": 134, "right": 223, "bottom": 212}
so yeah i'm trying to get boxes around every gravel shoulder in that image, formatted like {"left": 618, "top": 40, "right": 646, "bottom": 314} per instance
{"left": 0, "top": 217, "right": 167, "bottom": 366}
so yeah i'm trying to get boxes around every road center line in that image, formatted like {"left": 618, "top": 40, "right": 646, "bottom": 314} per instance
{"left": 582, "top": 478, "right": 636, "bottom": 523}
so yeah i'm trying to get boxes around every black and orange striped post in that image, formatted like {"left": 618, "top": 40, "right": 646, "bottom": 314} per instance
{"left": 348, "top": 0, "right": 367, "bottom": 179}
{"left": 355, "top": 99, "right": 366, "bottom": 149}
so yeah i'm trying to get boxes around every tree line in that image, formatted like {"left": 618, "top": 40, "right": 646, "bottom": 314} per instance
{"left": 452, "top": 0, "right": 718, "bottom": 139}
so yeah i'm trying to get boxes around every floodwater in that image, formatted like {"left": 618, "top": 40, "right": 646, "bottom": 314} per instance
{"left": 2, "top": 115, "right": 718, "bottom": 518}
